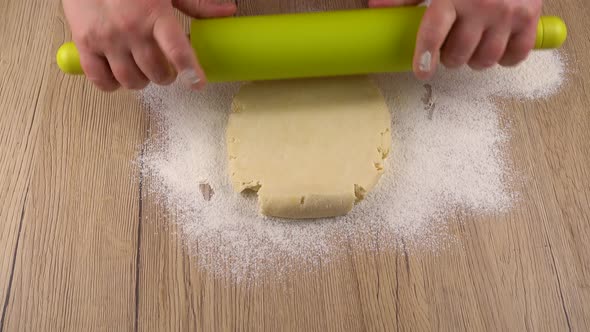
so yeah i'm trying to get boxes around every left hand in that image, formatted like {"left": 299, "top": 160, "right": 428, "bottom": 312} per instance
{"left": 368, "top": 0, "right": 543, "bottom": 80}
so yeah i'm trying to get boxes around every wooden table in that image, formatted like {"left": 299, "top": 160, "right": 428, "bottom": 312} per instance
{"left": 1, "top": 0, "right": 588, "bottom": 330}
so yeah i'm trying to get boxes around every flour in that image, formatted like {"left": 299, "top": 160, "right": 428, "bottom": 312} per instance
{"left": 139, "top": 50, "right": 565, "bottom": 281}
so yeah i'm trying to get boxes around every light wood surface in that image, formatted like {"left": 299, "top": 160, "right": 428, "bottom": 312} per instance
{"left": 1, "top": 0, "right": 589, "bottom": 331}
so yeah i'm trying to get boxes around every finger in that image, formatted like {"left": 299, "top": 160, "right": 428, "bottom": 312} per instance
{"left": 173, "top": 0, "right": 237, "bottom": 18}
{"left": 132, "top": 40, "right": 176, "bottom": 85}
{"left": 440, "top": 19, "right": 484, "bottom": 68}
{"left": 468, "top": 28, "right": 511, "bottom": 70}
{"left": 413, "top": 0, "right": 456, "bottom": 80}
{"left": 79, "top": 50, "right": 120, "bottom": 92}
{"left": 368, "top": 0, "right": 423, "bottom": 7}
{"left": 499, "top": 24, "right": 537, "bottom": 67}
{"left": 106, "top": 52, "right": 149, "bottom": 90}
{"left": 153, "top": 10, "right": 205, "bottom": 89}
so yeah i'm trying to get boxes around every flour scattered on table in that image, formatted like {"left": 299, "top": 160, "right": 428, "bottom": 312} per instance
{"left": 139, "top": 51, "right": 565, "bottom": 281}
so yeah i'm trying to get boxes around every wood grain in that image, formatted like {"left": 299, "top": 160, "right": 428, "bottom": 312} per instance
{"left": 0, "top": 0, "right": 57, "bottom": 326}
{"left": 1, "top": 0, "right": 148, "bottom": 330}
{"left": 1, "top": 0, "right": 589, "bottom": 331}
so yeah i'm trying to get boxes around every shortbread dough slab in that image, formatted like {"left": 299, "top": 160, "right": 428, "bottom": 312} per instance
{"left": 226, "top": 76, "right": 391, "bottom": 219}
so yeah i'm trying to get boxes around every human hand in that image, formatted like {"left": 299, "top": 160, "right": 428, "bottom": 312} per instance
{"left": 368, "top": 0, "right": 542, "bottom": 80}
{"left": 62, "top": 0, "right": 237, "bottom": 91}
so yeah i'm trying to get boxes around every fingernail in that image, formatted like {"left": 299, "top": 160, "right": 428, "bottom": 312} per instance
{"left": 178, "top": 69, "right": 201, "bottom": 88}
{"left": 419, "top": 51, "right": 432, "bottom": 72}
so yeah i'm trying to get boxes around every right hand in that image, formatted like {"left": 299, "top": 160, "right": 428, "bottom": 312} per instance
{"left": 62, "top": 0, "right": 237, "bottom": 91}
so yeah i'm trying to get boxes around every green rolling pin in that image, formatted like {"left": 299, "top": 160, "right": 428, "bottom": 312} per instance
{"left": 56, "top": 7, "right": 568, "bottom": 82}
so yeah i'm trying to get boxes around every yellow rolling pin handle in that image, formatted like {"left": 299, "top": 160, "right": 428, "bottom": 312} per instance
{"left": 56, "top": 42, "right": 83, "bottom": 75}
{"left": 55, "top": 12, "right": 568, "bottom": 77}
{"left": 535, "top": 16, "right": 568, "bottom": 49}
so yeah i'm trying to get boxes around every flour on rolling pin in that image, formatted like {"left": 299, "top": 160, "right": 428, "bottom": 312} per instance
{"left": 139, "top": 51, "right": 566, "bottom": 281}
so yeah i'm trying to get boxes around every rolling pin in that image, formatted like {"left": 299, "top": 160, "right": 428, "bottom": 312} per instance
{"left": 56, "top": 7, "right": 568, "bottom": 82}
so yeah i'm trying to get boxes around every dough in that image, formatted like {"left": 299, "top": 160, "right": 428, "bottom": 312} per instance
{"left": 226, "top": 76, "right": 391, "bottom": 219}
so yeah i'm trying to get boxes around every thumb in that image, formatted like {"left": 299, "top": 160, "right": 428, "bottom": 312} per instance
{"left": 368, "top": 0, "right": 425, "bottom": 8}
{"left": 173, "top": 0, "right": 237, "bottom": 18}
{"left": 153, "top": 10, "right": 206, "bottom": 89}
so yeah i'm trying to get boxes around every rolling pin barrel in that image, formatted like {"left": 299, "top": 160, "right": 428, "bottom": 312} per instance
{"left": 56, "top": 7, "right": 568, "bottom": 82}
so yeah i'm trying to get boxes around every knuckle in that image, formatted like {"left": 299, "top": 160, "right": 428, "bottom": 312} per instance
{"left": 499, "top": 1, "right": 513, "bottom": 18}
{"left": 441, "top": 31, "right": 479, "bottom": 67}
{"left": 421, "top": 36, "right": 440, "bottom": 53}
{"left": 513, "top": 6, "right": 536, "bottom": 25}
{"left": 509, "top": 49, "right": 531, "bottom": 64}
{"left": 467, "top": 61, "right": 484, "bottom": 71}
{"left": 471, "top": 40, "right": 505, "bottom": 68}
{"left": 420, "top": 24, "right": 447, "bottom": 50}
{"left": 119, "top": 79, "right": 136, "bottom": 89}
{"left": 113, "top": 69, "right": 133, "bottom": 88}
{"left": 160, "top": 75, "right": 176, "bottom": 86}
{"left": 475, "top": 0, "right": 496, "bottom": 11}
{"left": 474, "top": 58, "right": 496, "bottom": 69}
{"left": 501, "top": 41, "right": 532, "bottom": 66}
{"left": 469, "top": 56, "right": 494, "bottom": 70}
{"left": 157, "top": 67, "right": 176, "bottom": 85}
{"left": 94, "top": 25, "right": 117, "bottom": 44}
{"left": 165, "top": 45, "right": 191, "bottom": 67}
{"left": 501, "top": 57, "right": 522, "bottom": 67}
{"left": 152, "top": 68, "right": 172, "bottom": 85}
{"left": 116, "top": 13, "right": 143, "bottom": 34}
{"left": 115, "top": 70, "right": 147, "bottom": 90}
{"left": 487, "top": 40, "right": 506, "bottom": 59}
{"left": 433, "top": 10, "right": 455, "bottom": 27}
{"left": 141, "top": 56, "right": 171, "bottom": 84}
{"left": 129, "top": 80, "right": 149, "bottom": 90}
{"left": 88, "top": 75, "right": 118, "bottom": 91}
{"left": 135, "top": 75, "right": 150, "bottom": 89}
{"left": 423, "top": 7, "right": 455, "bottom": 30}
{"left": 96, "top": 82, "right": 119, "bottom": 92}
{"left": 139, "top": 80, "right": 150, "bottom": 89}
{"left": 77, "top": 36, "right": 92, "bottom": 50}
{"left": 442, "top": 50, "right": 467, "bottom": 67}
{"left": 513, "top": 43, "right": 530, "bottom": 57}
{"left": 511, "top": 37, "right": 535, "bottom": 56}
{"left": 86, "top": 75, "right": 103, "bottom": 85}
{"left": 452, "top": 28, "right": 479, "bottom": 45}
{"left": 74, "top": 29, "right": 96, "bottom": 50}
{"left": 81, "top": 61, "right": 107, "bottom": 83}
{"left": 419, "top": 7, "right": 456, "bottom": 50}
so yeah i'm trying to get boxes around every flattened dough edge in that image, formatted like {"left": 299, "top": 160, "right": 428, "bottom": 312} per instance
{"left": 226, "top": 76, "right": 391, "bottom": 219}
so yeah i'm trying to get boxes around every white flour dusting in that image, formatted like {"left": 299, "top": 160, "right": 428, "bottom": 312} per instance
{"left": 139, "top": 51, "right": 565, "bottom": 280}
